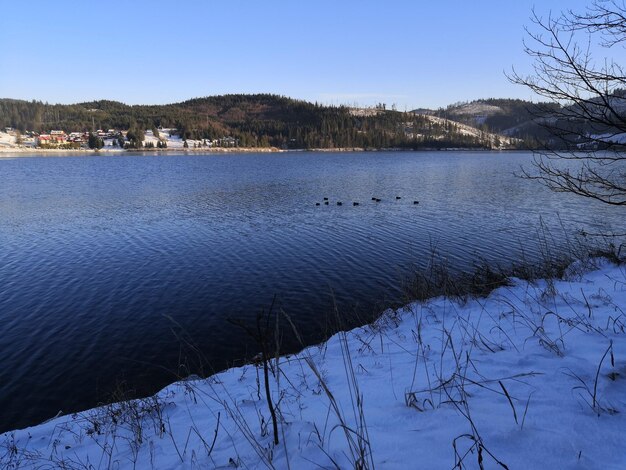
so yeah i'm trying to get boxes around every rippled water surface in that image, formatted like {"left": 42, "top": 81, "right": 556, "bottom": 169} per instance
{"left": 0, "top": 151, "right": 621, "bottom": 431}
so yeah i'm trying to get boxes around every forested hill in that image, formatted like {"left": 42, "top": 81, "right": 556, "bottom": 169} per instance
{"left": 0, "top": 94, "right": 520, "bottom": 150}
{"left": 433, "top": 98, "right": 562, "bottom": 145}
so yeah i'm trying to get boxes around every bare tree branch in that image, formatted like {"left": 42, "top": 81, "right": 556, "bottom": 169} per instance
{"left": 508, "top": 1, "right": 626, "bottom": 208}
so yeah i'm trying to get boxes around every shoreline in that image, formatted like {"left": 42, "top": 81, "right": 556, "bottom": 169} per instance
{"left": 0, "top": 146, "right": 526, "bottom": 156}
{"left": 2, "top": 257, "right": 624, "bottom": 468}
{"left": 0, "top": 146, "right": 284, "bottom": 155}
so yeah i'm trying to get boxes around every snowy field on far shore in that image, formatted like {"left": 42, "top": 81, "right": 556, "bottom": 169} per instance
{"left": 2, "top": 259, "right": 625, "bottom": 469}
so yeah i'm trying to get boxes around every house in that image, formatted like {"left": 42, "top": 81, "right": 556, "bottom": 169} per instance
{"left": 49, "top": 130, "right": 68, "bottom": 143}
{"left": 68, "top": 132, "right": 88, "bottom": 143}
{"left": 219, "top": 137, "right": 238, "bottom": 147}
{"left": 38, "top": 131, "right": 71, "bottom": 147}
{"left": 37, "top": 134, "right": 51, "bottom": 146}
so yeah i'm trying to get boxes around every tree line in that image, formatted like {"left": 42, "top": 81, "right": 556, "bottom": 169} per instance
{"left": 0, "top": 94, "right": 508, "bottom": 150}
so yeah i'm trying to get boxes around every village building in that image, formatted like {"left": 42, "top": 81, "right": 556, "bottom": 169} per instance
{"left": 49, "top": 130, "right": 67, "bottom": 141}
{"left": 217, "top": 137, "right": 238, "bottom": 147}
{"left": 37, "top": 130, "right": 70, "bottom": 147}
{"left": 37, "top": 135, "right": 51, "bottom": 146}
{"left": 68, "top": 132, "right": 88, "bottom": 143}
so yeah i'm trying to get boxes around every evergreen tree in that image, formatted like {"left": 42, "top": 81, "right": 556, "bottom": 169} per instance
{"left": 88, "top": 133, "right": 104, "bottom": 149}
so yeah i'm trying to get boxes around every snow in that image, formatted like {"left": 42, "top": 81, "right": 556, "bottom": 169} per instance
{"left": 146, "top": 129, "right": 204, "bottom": 149}
{"left": 160, "top": 129, "right": 184, "bottom": 149}
{"left": 2, "top": 259, "right": 626, "bottom": 469}
{"left": 588, "top": 132, "right": 626, "bottom": 145}
{"left": 0, "top": 131, "right": 37, "bottom": 151}
{"left": 349, "top": 108, "right": 385, "bottom": 117}
{"left": 0, "top": 131, "right": 16, "bottom": 147}
{"left": 449, "top": 103, "right": 503, "bottom": 117}
{"left": 424, "top": 115, "right": 516, "bottom": 148}
{"left": 102, "top": 139, "right": 121, "bottom": 149}
{"left": 143, "top": 130, "right": 161, "bottom": 147}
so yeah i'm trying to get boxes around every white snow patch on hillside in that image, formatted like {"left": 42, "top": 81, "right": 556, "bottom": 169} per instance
{"left": 589, "top": 132, "right": 626, "bottom": 144}
{"left": 450, "top": 102, "right": 503, "bottom": 116}
{"left": 143, "top": 130, "right": 161, "bottom": 146}
{"left": 424, "top": 115, "right": 515, "bottom": 148}
{"left": 150, "top": 128, "right": 204, "bottom": 149}
{"left": 0, "top": 131, "right": 16, "bottom": 147}
{"left": 2, "top": 260, "right": 626, "bottom": 469}
{"left": 0, "top": 131, "right": 37, "bottom": 150}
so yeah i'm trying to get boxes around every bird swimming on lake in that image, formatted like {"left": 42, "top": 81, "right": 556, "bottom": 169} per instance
{"left": 353, "top": 202, "right": 359, "bottom": 206}
{"left": 337, "top": 201, "right": 343, "bottom": 206}
{"left": 396, "top": 196, "right": 401, "bottom": 200}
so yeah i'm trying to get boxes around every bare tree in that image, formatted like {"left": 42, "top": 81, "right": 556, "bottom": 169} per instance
{"left": 509, "top": 1, "right": 626, "bottom": 206}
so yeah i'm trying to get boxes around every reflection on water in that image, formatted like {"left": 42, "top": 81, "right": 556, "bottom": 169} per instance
{"left": 0, "top": 151, "right": 621, "bottom": 431}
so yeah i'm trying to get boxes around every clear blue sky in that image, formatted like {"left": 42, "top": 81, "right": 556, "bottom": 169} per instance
{"left": 0, "top": 0, "right": 597, "bottom": 108}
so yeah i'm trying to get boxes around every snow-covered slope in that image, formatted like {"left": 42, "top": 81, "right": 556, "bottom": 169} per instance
{"left": 147, "top": 129, "right": 203, "bottom": 149}
{"left": 421, "top": 114, "right": 518, "bottom": 148}
{"left": 0, "top": 131, "right": 37, "bottom": 150}
{"left": 446, "top": 102, "right": 503, "bottom": 117}
{"left": 2, "top": 260, "right": 625, "bottom": 469}
{"left": 0, "top": 131, "right": 16, "bottom": 148}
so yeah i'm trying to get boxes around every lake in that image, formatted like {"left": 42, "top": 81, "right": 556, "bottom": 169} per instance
{"left": 0, "top": 150, "right": 622, "bottom": 432}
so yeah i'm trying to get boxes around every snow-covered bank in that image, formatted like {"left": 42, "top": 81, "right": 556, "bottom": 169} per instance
{"left": 3, "top": 260, "right": 626, "bottom": 469}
